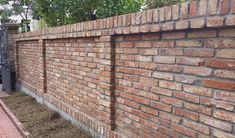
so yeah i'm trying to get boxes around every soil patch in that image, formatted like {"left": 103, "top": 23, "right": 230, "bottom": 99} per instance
{"left": 1, "top": 92, "right": 91, "bottom": 138}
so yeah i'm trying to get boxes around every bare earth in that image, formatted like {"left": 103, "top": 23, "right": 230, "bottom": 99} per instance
{"left": 2, "top": 92, "right": 91, "bottom": 138}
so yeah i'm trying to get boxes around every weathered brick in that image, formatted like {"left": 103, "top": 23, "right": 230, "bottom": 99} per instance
{"left": 226, "top": 15, "right": 235, "bottom": 26}
{"left": 165, "top": 6, "right": 172, "bottom": 21}
{"left": 219, "top": 0, "right": 230, "bottom": 15}
{"left": 159, "top": 7, "right": 165, "bottom": 22}
{"left": 151, "top": 87, "right": 172, "bottom": 96}
{"left": 214, "top": 70, "right": 235, "bottom": 79}
{"left": 185, "top": 49, "right": 215, "bottom": 58}
{"left": 184, "top": 66, "right": 212, "bottom": 77}
{"left": 184, "top": 85, "right": 213, "bottom": 97}
{"left": 188, "top": 30, "right": 217, "bottom": 38}
{"left": 190, "top": 18, "right": 205, "bottom": 28}
{"left": 180, "top": 2, "right": 189, "bottom": 19}
{"left": 139, "top": 49, "right": 158, "bottom": 55}
{"left": 207, "top": 17, "right": 224, "bottom": 27}
{"left": 207, "top": 59, "right": 235, "bottom": 69}
{"left": 171, "top": 123, "right": 197, "bottom": 138}
{"left": 183, "top": 120, "right": 210, "bottom": 134}
{"left": 205, "top": 39, "right": 235, "bottom": 48}
{"left": 159, "top": 48, "right": 183, "bottom": 56}
{"left": 176, "top": 40, "right": 202, "bottom": 47}
{"left": 198, "top": 0, "right": 208, "bottom": 16}
{"left": 159, "top": 81, "right": 182, "bottom": 91}
{"left": 175, "top": 20, "right": 189, "bottom": 30}
{"left": 208, "top": 0, "right": 218, "bottom": 15}
{"left": 151, "top": 101, "right": 172, "bottom": 112}
{"left": 213, "top": 110, "right": 235, "bottom": 123}
{"left": 172, "top": 4, "right": 179, "bottom": 20}
{"left": 219, "top": 29, "right": 235, "bottom": 37}
{"left": 203, "top": 80, "right": 235, "bottom": 91}
{"left": 184, "top": 103, "right": 212, "bottom": 115}
{"left": 152, "top": 72, "right": 173, "bottom": 81}
{"left": 200, "top": 115, "right": 232, "bottom": 132}
{"left": 163, "top": 32, "right": 185, "bottom": 39}
{"left": 154, "top": 56, "right": 175, "bottom": 64}
{"left": 160, "top": 96, "right": 183, "bottom": 108}
{"left": 216, "top": 49, "right": 235, "bottom": 59}
{"left": 174, "top": 91, "right": 199, "bottom": 103}
{"left": 153, "top": 9, "right": 159, "bottom": 22}
{"left": 177, "top": 57, "right": 204, "bottom": 66}
{"left": 215, "top": 91, "right": 235, "bottom": 102}
{"left": 189, "top": 1, "right": 198, "bottom": 17}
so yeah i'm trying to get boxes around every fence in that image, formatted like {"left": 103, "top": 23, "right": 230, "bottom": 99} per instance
{"left": 14, "top": 0, "right": 235, "bottom": 137}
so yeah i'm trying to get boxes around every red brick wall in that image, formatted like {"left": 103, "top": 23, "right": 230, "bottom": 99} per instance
{"left": 14, "top": 0, "right": 235, "bottom": 137}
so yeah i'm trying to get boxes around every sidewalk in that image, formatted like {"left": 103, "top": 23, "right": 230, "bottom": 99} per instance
{"left": 0, "top": 106, "right": 23, "bottom": 138}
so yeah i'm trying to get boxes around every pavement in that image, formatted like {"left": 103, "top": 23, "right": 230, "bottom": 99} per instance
{"left": 0, "top": 106, "right": 23, "bottom": 138}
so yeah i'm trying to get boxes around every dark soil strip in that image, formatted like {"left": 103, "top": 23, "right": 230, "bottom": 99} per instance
{"left": 1, "top": 92, "right": 91, "bottom": 138}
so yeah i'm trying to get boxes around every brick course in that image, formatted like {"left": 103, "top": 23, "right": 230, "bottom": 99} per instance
{"left": 14, "top": 0, "right": 235, "bottom": 137}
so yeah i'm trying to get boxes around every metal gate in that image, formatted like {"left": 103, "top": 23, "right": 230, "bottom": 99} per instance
{"left": 0, "top": 26, "right": 12, "bottom": 94}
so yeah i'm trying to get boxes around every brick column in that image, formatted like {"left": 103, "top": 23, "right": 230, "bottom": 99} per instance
{"left": 98, "top": 35, "right": 116, "bottom": 130}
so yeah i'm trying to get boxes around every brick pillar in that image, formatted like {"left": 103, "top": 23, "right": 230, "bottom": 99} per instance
{"left": 98, "top": 35, "right": 116, "bottom": 130}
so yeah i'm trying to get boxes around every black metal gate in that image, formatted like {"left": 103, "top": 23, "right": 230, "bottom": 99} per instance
{"left": 0, "top": 26, "right": 12, "bottom": 94}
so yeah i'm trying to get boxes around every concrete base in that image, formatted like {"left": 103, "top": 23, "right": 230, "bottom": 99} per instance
{"left": 15, "top": 83, "right": 103, "bottom": 138}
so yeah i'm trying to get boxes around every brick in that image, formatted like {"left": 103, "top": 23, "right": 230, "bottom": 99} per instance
{"left": 212, "top": 129, "right": 235, "bottom": 138}
{"left": 160, "top": 96, "right": 182, "bottom": 108}
{"left": 198, "top": 0, "right": 208, "bottom": 16}
{"left": 203, "top": 80, "right": 235, "bottom": 91}
{"left": 161, "top": 22, "right": 174, "bottom": 31}
{"left": 185, "top": 49, "right": 215, "bottom": 58}
{"left": 158, "top": 126, "right": 180, "bottom": 138}
{"left": 184, "top": 103, "right": 212, "bottom": 115}
{"left": 159, "top": 48, "right": 183, "bottom": 56}
{"left": 215, "top": 91, "right": 235, "bottom": 102}
{"left": 207, "top": 59, "right": 235, "bottom": 69}
{"left": 154, "top": 56, "right": 175, "bottom": 64}
{"left": 190, "top": 18, "right": 205, "bottom": 28}
{"left": 139, "top": 25, "right": 149, "bottom": 33}
{"left": 206, "top": 17, "right": 224, "bottom": 27}
{"left": 174, "top": 91, "right": 199, "bottom": 103}
{"left": 189, "top": 1, "right": 198, "bottom": 17}
{"left": 217, "top": 49, "right": 235, "bottom": 59}
{"left": 152, "top": 72, "right": 173, "bottom": 81}
{"left": 139, "top": 77, "right": 158, "bottom": 86}
{"left": 134, "top": 41, "right": 152, "bottom": 48}
{"left": 219, "top": 0, "right": 230, "bottom": 14}
{"left": 188, "top": 30, "right": 217, "bottom": 38}
{"left": 184, "top": 66, "right": 212, "bottom": 77}
{"left": 139, "top": 49, "right": 158, "bottom": 55}
{"left": 151, "top": 101, "right": 172, "bottom": 112}
{"left": 172, "top": 4, "right": 179, "bottom": 20}
{"left": 159, "top": 7, "right": 165, "bottom": 22}
{"left": 135, "top": 55, "right": 152, "bottom": 62}
{"left": 159, "top": 112, "right": 182, "bottom": 124}
{"left": 183, "top": 120, "right": 210, "bottom": 134}
{"left": 205, "top": 39, "right": 235, "bottom": 48}
{"left": 208, "top": 0, "right": 218, "bottom": 15}
{"left": 165, "top": 6, "right": 172, "bottom": 21}
{"left": 175, "top": 75, "right": 201, "bottom": 85}
{"left": 150, "top": 24, "right": 160, "bottom": 32}
{"left": 176, "top": 40, "right": 202, "bottom": 47}
{"left": 151, "top": 87, "right": 172, "bottom": 96}
{"left": 213, "top": 110, "right": 235, "bottom": 123}
{"left": 214, "top": 70, "right": 235, "bottom": 79}
{"left": 146, "top": 9, "right": 153, "bottom": 23}
{"left": 180, "top": 2, "right": 188, "bottom": 19}
{"left": 140, "top": 105, "right": 158, "bottom": 116}
{"left": 226, "top": 15, "right": 235, "bottom": 26}
{"left": 162, "top": 32, "right": 185, "bottom": 40}
{"left": 157, "top": 64, "right": 183, "bottom": 73}
{"left": 133, "top": 69, "right": 152, "bottom": 77}
{"left": 184, "top": 85, "right": 213, "bottom": 97}
{"left": 219, "top": 29, "right": 235, "bottom": 37}
{"left": 177, "top": 57, "right": 204, "bottom": 66}
{"left": 119, "top": 42, "right": 134, "bottom": 47}
{"left": 153, "top": 41, "right": 174, "bottom": 48}
{"left": 175, "top": 20, "right": 189, "bottom": 30}
{"left": 139, "top": 62, "right": 157, "bottom": 70}
{"left": 153, "top": 9, "right": 159, "bottom": 22}
{"left": 232, "top": 0, "right": 235, "bottom": 13}
{"left": 142, "top": 34, "right": 160, "bottom": 41}
{"left": 130, "top": 26, "right": 140, "bottom": 33}
{"left": 200, "top": 97, "right": 234, "bottom": 111}
{"left": 172, "top": 123, "right": 197, "bottom": 138}
{"left": 159, "top": 81, "right": 182, "bottom": 91}
{"left": 200, "top": 115, "right": 232, "bottom": 132}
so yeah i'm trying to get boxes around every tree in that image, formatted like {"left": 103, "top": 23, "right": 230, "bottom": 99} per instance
{"left": 32, "top": 0, "right": 144, "bottom": 27}
{"left": 0, "top": 0, "right": 32, "bottom": 32}
{"left": 145, "top": 0, "right": 191, "bottom": 9}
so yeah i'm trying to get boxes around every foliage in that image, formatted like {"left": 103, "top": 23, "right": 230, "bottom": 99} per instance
{"left": 32, "top": 0, "right": 144, "bottom": 27}
{"left": 145, "top": 0, "right": 191, "bottom": 9}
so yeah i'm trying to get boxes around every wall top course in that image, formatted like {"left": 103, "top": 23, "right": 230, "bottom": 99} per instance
{"left": 15, "top": 0, "right": 235, "bottom": 41}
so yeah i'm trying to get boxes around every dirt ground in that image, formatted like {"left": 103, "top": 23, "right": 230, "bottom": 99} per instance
{"left": 1, "top": 92, "right": 91, "bottom": 138}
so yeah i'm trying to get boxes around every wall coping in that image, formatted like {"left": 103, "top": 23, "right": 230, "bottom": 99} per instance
{"left": 15, "top": 0, "right": 235, "bottom": 41}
